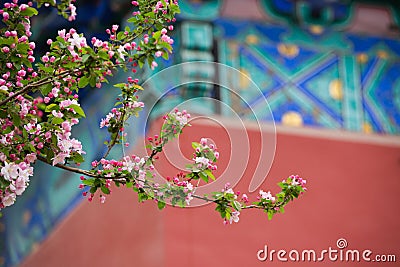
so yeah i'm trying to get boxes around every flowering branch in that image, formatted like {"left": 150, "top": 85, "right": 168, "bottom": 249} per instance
{"left": 0, "top": 0, "right": 307, "bottom": 224}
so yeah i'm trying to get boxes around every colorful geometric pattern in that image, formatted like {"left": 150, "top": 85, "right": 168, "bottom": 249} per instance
{"left": 215, "top": 19, "right": 400, "bottom": 134}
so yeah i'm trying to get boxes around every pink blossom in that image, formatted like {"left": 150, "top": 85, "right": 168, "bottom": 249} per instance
{"left": 18, "top": 36, "right": 28, "bottom": 43}
{"left": 68, "top": 4, "right": 77, "bottom": 21}
{"left": 18, "top": 70, "right": 26, "bottom": 77}
{"left": 200, "top": 138, "right": 207, "bottom": 146}
{"left": 14, "top": 177, "right": 27, "bottom": 195}
{"left": 58, "top": 29, "right": 66, "bottom": 38}
{"left": 52, "top": 152, "right": 69, "bottom": 165}
{"left": 259, "top": 190, "right": 275, "bottom": 202}
{"left": 25, "top": 153, "right": 37, "bottom": 163}
{"left": 2, "top": 192, "right": 16, "bottom": 207}
{"left": 3, "top": 12, "right": 9, "bottom": 21}
{"left": 229, "top": 211, "right": 240, "bottom": 224}
{"left": 59, "top": 99, "right": 78, "bottom": 108}
{"left": 19, "top": 4, "right": 28, "bottom": 11}
{"left": 1, "top": 162, "right": 19, "bottom": 181}
{"left": 68, "top": 33, "right": 87, "bottom": 49}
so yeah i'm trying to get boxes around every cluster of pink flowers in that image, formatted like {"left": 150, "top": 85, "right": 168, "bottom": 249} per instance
{"left": 259, "top": 190, "right": 276, "bottom": 202}
{"left": 171, "top": 109, "right": 191, "bottom": 127}
{"left": 288, "top": 174, "right": 307, "bottom": 190}
{"left": 0, "top": 0, "right": 182, "bottom": 212}
{"left": 166, "top": 173, "right": 194, "bottom": 205}
{"left": 80, "top": 154, "right": 155, "bottom": 203}
{"left": 0, "top": 3, "right": 36, "bottom": 92}
{"left": 194, "top": 137, "right": 218, "bottom": 171}
{"left": 0, "top": 160, "right": 34, "bottom": 208}
{"left": 100, "top": 108, "right": 122, "bottom": 128}
{"left": 220, "top": 183, "right": 241, "bottom": 225}
{"left": 53, "top": 119, "right": 85, "bottom": 165}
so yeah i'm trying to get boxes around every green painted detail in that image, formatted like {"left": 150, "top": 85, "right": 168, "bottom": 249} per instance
{"left": 303, "top": 61, "right": 342, "bottom": 116}
{"left": 286, "top": 85, "right": 340, "bottom": 128}
{"left": 394, "top": 79, "right": 400, "bottom": 114}
{"left": 297, "top": 2, "right": 334, "bottom": 25}
{"left": 238, "top": 52, "right": 275, "bottom": 99}
{"left": 260, "top": 0, "right": 354, "bottom": 29}
{"left": 282, "top": 30, "right": 351, "bottom": 52}
{"left": 340, "top": 56, "right": 363, "bottom": 131}
{"left": 390, "top": 6, "right": 400, "bottom": 27}
{"left": 362, "top": 59, "right": 396, "bottom": 133}
{"left": 180, "top": 49, "right": 213, "bottom": 61}
{"left": 181, "top": 22, "right": 213, "bottom": 50}
{"left": 178, "top": 0, "right": 222, "bottom": 20}
{"left": 259, "top": 0, "right": 293, "bottom": 25}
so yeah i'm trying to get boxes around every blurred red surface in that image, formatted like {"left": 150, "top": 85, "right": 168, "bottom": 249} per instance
{"left": 21, "top": 117, "right": 400, "bottom": 267}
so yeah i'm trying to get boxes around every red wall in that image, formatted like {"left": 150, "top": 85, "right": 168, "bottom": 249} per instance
{"left": 21, "top": 117, "right": 400, "bottom": 267}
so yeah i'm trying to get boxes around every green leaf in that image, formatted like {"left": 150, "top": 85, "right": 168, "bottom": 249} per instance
{"left": 133, "top": 84, "right": 143, "bottom": 90}
{"left": 45, "top": 103, "right": 58, "bottom": 112}
{"left": 72, "top": 153, "right": 85, "bottom": 163}
{"left": 89, "top": 76, "right": 97, "bottom": 87}
{"left": 11, "top": 113, "right": 21, "bottom": 127}
{"left": 20, "top": 7, "right": 38, "bottom": 17}
{"left": 199, "top": 171, "right": 209, "bottom": 183}
{"left": 162, "top": 52, "right": 169, "bottom": 60}
{"left": 117, "top": 31, "right": 126, "bottom": 40}
{"left": 81, "top": 54, "right": 90, "bottom": 63}
{"left": 40, "top": 66, "right": 54, "bottom": 73}
{"left": 204, "top": 169, "right": 215, "bottom": 181}
{"left": 157, "top": 201, "right": 166, "bottom": 210}
{"left": 232, "top": 200, "right": 242, "bottom": 211}
{"left": 78, "top": 76, "right": 89, "bottom": 88}
{"left": 113, "top": 83, "right": 126, "bottom": 88}
{"left": 267, "top": 210, "right": 274, "bottom": 220}
{"left": 82, "top": 179, "right": 95, "bottom": 186}
{"left": 153, "top": 30, "right": 161, "bottom": 40}
{"left": 101, "top": 186, "right": 110, "bottom": 195}
{"left": 40, "top": 83, "right": 53, "bottom": 96}
{"left": 70, "top": 104, "right": 86, "bottom": 118}
{"left": 191, "top": 142, "right": 199, "bottom": 149}
{"left": 127, "top": 17, "right": 136, "bottom": 23}
{"left": 89, "top": 187, "right": 97, "bottom": 194}
{"left": 51, "top": 117, "right": 64, "bottom": 124}
{"left": 213, "top": 192, "right": 223, "bottom": 200}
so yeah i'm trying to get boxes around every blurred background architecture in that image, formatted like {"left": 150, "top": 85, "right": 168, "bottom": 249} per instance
{"left": 1, "top": 0, "right": 400, "bottom": 266}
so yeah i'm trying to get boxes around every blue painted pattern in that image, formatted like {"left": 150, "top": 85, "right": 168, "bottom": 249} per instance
{"left": 215, "top": 19, "right": 400, "bottom": 134}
